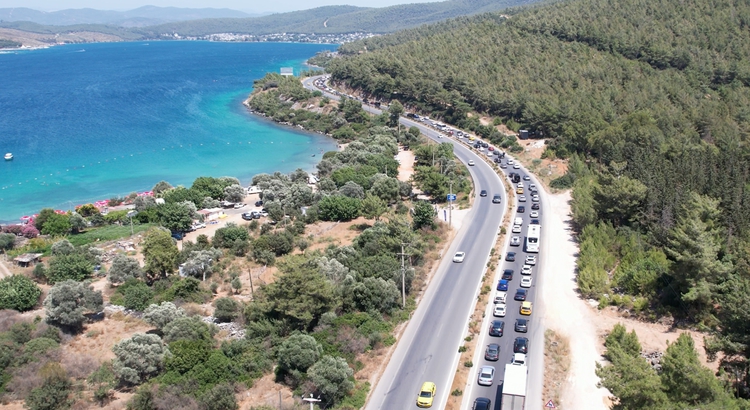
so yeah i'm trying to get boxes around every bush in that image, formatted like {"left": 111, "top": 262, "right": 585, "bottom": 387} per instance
{"left": 0, "top": 233, "right": 16, "bottom": 251}
{"left": 143, "top": 301, "right": 186, "bottom": 330}
{"left": 43, "top": 280, "right": 103, "bottom": 329}
{"left": 318, "top": 195, "right": 361, "bottom": 221}
{"left": 46, "top": 253, "right": 93, "bottom": 284}
{"left": 108, "top": 255, "right": 143, "bottom": 286}
{"left": 213, "top": 297, "right": 240, "bottom": 323}
{"left": 122, "top": 281, "right": 154, "bottom": 311}
{"left": 161, "top": 277, "right": 210, "bottom": 304}
{"left": 24, "top": 362, "right": 71, "bottom": 410}
{"left": 306, "top": 356, "right": 354, "bottom": 406}
{"left": 162, "top": 316, "right": 215, "bottom": 343}
{"left": 199, "top": 383, "right": 238, "bottom": 410}
{"left": 112, "top": 333, "right": 170, "bottom": 385}
{"left": 0, "top": 275, "right": 42, "bottom": 311}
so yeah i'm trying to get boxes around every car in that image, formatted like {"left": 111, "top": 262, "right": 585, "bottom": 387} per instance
{"left": 514, "top": 288, "right": 528, "bottom": 301}
{"left": 259, "top": 211, "right": 269, "bottom": 217}
{"left": 530, "top": 189, "right": 539, "bottom": 196}
{"left": 485, "top": 343, "right": 500, "bottom": 361}
{"left": 472, "top": 398, "right": 492, "bottom": 410}
{"left": 453, "top": 252, "right": 466, "bottom": 263}
{"left": 507, "top": 159, "right": 514, "bottom": 165}
{"left": 505, "top": 252, "right": 516, "bottom": 262}
{"left": 255, "top": 200, "right": 263, "bottom": 206}
{"left": 477, "top": 365, "right": 496, "bottom": 386}
{"left": 516, "top": 182, "right": 524, "bottom": 188}
{"left": 493, "top": 303, "right": 507, "bottom": 317}
{"left": 416, "top": 382, "right": 436, "bottom": 408}
{"left": 514, "top": 217, "right": 523, "bottom": 226}
{"left": 531, "top": 203, "right": 540, "bottom": 210}
{"left": 510, "top": 236, "right": 521, "bottom": 246}
{"left": 520, "top": 301, "right": 533, "bottom": 315}
{"left": 521, "top": 265, "right": 532, "bottom": 275}
{"left": 521, "top": 276, "right": 532, "bottom": 288}
{"left": 517, "top": 206, "right": 525, "bottom": 213}
{"left": 497, "top": 279, "right": 509, "bottom": 291}
{"left": 530, "top": 219, "right": 540, "bottom": 225}
{"left": 512, "top": 225, "right": 522, "bottom": 233}
{"left": 530, "top": 210, "right": 539, "bottom": 218}
{"left": 525, "top": 255, "right": 537, "bottom": 265}
{"left": 482, "top": 142, "right": 489, "bottom": 148}
{"left": 523, "top": 175, "right": 531, "bottom": 181}
{"left": 241, "top": 212, "right": 254, "bottom": 221}
{"left": 191, "top": 222, "right": 206, "bottom": 230}
{"left": 514, "top": 337, "right": 529, "bottom": 354}
{"left": 480, "top": 189, "right": 488, "bottom": 197}
{"left": 516, "top": 187, "right": 524, "bottom": 194}
{"left": 488, "top": 146, "right": 495, "bottom": 151}
{"left": 233, "top": 203, "right": 246, "bottom": 209}
{"left": 500, "top": 163, "right": 508, "bottom": 169}
{"left": 513, "top": 163, "right": 521, "bottom": 169}
{"left": 489, "top": 320, "right": 504, "bottom": 336}
{"left": 515, "top": 318, "right": 528, "bottom": 333}
{"left": 468, "top": 160, "right": 475, "bottom": 166}
{"left": 518, "top": 195, "right": 527, "bottom": 202}
{"left": 502, "top": 269, "right": 514, "bottom": 281}
{"left": 493, "top": 157, "right": 502, "bottom": 163}
{"left": 494, "top": 291, "right": 507, "bottom": 304}
{"left": 492, "top": 194, "right": 502, "bottom": 204}
{"left": 529, "top": 183, "right": 537, "bottom": 190}
{"left": 532, "top": 195, "right": 540, "bottom": 202}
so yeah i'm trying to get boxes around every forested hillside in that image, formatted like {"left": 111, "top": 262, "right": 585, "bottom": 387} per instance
{"left": 330, "top": 0, "right": 750, "bottom": 404}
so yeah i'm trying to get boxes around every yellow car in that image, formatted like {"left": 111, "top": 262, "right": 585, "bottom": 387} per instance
{"left": 516, "top": 187, "right": 524, "bottom": 194}
{"left": 520, "top": 301, "right": 533, "bottom": 316}
{"left": 417, "top": 381, "right": 436, "bottom": 407}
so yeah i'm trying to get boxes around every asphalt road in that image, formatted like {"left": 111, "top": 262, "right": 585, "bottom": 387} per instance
{"left": 301, "top": 75, "right": 544, "bottom": 410}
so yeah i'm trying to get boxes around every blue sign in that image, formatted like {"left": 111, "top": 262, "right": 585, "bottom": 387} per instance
{"left": 447, "top": 194, "right": 456, "bottom": 201}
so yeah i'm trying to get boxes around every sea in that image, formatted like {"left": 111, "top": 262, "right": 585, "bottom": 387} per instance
{"left": 0, "top": 41, "right": 338, "bottom": 223}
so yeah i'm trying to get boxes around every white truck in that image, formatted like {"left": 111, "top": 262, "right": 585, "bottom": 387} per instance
{"left": 502, "top": 362, "right": 527, "bottom": 410}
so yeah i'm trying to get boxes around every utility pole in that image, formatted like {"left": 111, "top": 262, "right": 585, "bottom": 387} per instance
{"left": 449, "top": 180, "right": 453, "bottom": 226}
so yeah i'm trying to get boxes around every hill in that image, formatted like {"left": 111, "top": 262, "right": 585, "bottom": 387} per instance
{"left": 329, "top": 0, "right": 750, "bottom": 405}
{"left": 140, "top": 0, "right": 536, "bottom": 36}
{"left": 0, "top": 6, "right": 251, "bottom": 27}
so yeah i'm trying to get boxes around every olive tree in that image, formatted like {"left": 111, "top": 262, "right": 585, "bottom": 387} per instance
{"left": 50, "top": 239, "right": 75, "bottom": 256}
{"left": 112, "top": 333, "right": 171, "bottom": 385}
{"left": 143, "top": 302, "right": 186, "bottom": 331}
{"left": 43, "top": 280, "right": 103, "bottom": 329}
{"left": 224, "top": 184, "right": 246, "bottom": 203}
{"left": 162, "top": 316, "right": 215, "bottom": 343}
{"left": 142, "top": 228, "right": 178, "bottom": 283}
{"left": 307, "top": 356, "right": 354, "bottom": 405}
{"left": 277, "top": 334, "right": 323, "bottom": 373}
{"left": 108, "top": 255, "right": 143, "bottom": 286}
{"left": 182, "top": 248, "right": 222, "bottom": 281}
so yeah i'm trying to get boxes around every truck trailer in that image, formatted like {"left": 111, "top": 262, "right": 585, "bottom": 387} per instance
{"left": 502, "top": 362, "right": 527, "bottom": 410}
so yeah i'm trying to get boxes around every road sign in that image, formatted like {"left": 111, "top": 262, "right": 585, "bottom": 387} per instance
{"left": 447, "top": 194, "right": 456, "bottom": 201}
{"left": 545, "top": 400, "right": 556, "bottom": 408}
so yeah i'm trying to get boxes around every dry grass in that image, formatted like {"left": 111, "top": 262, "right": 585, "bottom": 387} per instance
{"left": 544, "top": 329, "right": 571, "bottom": 409}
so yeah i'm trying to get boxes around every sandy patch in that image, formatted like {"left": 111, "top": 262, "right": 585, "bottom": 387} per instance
{"left": 396, "top": 147, "right": 415, "bottom": 182}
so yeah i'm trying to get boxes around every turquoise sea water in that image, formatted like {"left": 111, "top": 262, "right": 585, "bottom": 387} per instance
{"left": 0, "top": 41, "right": 337, "bottom": 223}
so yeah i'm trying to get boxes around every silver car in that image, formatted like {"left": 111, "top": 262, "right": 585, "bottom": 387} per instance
{"left": 477, "top": 365, "right": 495, "bottom": 386}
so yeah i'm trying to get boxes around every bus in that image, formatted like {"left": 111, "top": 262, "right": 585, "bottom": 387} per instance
{"left": 525, "top": 225, "right": 540, "bottom": 253}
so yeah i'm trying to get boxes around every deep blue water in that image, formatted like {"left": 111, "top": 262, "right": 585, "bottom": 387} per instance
{"left": 0, "top": 41, "right": 337, "bottom": 223}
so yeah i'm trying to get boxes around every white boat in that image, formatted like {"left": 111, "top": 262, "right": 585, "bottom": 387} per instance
{"left": 3, "top": 153, "right": 12, "bottom": 161}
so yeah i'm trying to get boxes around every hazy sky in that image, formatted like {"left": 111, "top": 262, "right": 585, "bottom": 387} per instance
{"left": 0, "top": 0, "right": 439, "bottom": 14}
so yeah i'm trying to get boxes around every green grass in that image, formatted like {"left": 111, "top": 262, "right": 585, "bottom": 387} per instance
{"left": 68, "top": 223, "right": 157, "bottom": 246}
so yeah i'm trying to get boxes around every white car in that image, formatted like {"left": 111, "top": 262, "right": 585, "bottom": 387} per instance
{"left": 521, "top": 265, "right": 532, "bottom": 275}
{"left": 493, "top": 303, "right": 507, "bottom": 317}
{"left": 233, "top": 203, "right": 246, "bottom": 209}
{"left": 494, "top": 291, "right": 507, "bottom": 304}
{"left": 513, "top": 217, "right": 523, "bottom": 226}
{"left": 453, "top": 251, "right": 466, "bottom": 263}
{"left": 518, "top": 195, "right": 527, "bottom": 202}
{"left": 510, "top": 236, "right": 521, "bottom": 246}
{"left": 517, "top": 182, "right": 524, "bottom": 188}
{"left": 512, "top": 225, "right": 522, "bottom": 233}
{"left": 468, "top": 160, "right": 476, "bottom": 166}
{"left": 530, "top": 211, "right": 539, "bottom": 218}
{"left": 513, "top": 163, "right": 521, "bottom": 169}
{"left": 507, "top": 159, "right": 514, "bottom": 165}
{"left": 525, "top": 255, "right": 537, "bottom": 265}
{"left": 477, "top": 365, "right": 496, "bottom": 386}
{"left": 521, "top": 277, "right": 532, "bottom": 288}
{"left": 532, "top": 195, "right": 540, "bottom": 202}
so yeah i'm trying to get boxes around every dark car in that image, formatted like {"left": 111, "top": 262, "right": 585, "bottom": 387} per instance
{"left": 494, "top": 157, "right": 502, "bottom": 163}
{"left": 531, "top": 219, "right": 540, "bottom": 225}
{"left": 489, "top": 320, "right": 504, "bottom": 337}
{"left": 492, "top": 194, "right": 502, "bottom": 204}
{"left": 517, "top": 206, "right": 525, "bottom": 213}
{"left": 480, "top": 190, "right": 488, "bottom": 197}
{"left": 497, "top": 279, "right": 509, "bottom": 291}
{"left": 242, "top": 212, "right": 254, "bottom": 221}
{"left": 502, "top": 269, "right": 514, "bottom": 281}
{"left": 532, "top": 203, "right": 540, "bottom": 210}
{"left": 514, "top": 337, "right": 529, "bottom": 354}
{"left": 514, "top": 288, "right": 528, "bottom": 301}
{"left": 472, "top": 398, "right": 492, "bottom": 410}
{"left": 255, "top": 200, "right": 263, "bottom": 206}
{"left": 481, "top": 142, "right": 489, "bottom": 148}
{"left": 515, "top": 318, "right": 528, "bottom": 333}
{"left": 506, "top": 252, "right": 516, "bottom": 262}
{"left": 485, "top": 343, "right": 500, "bottom": 361}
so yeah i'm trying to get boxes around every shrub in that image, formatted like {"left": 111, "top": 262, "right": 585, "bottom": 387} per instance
{"left": 43, "top": 280, "right": 103, "bottom": 330}
{"left": 162, "top": 316, "right": 215, "bottom": 343}
{"left": 306, "top": 356, "right": 354, "bottom": 406}
{"left": 46, "top": 252, "right": 93, "bottom": 284}
{"left": 213, "top": 297, "right": 240, "bottom": 323}
{"left": 112, "top": 333, "right": 170, "bottom": 385}
{"left": 143, "top": 301, "right": 186, "bottom": 331}
{"left": 108, "top": 255, "right": 143, "bottom": 286}
{"left": 0, "top": 275, "right": 42, "bottom": 311}
{"left": 24, "top": 362, "right": 71, "bottom": 410}
{"left": 122, "top": 282, "right": 154, "bottom": 311}
{"left": 318, "top": 195, "right": 361, "bottom": 221}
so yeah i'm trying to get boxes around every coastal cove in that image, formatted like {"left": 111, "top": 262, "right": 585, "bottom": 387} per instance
{"left": 0, "top": 41, "right": 338, "bottom": 223}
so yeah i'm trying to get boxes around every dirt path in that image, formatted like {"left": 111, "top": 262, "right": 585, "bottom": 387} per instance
{"left": 0, "top": 257, "right": 13, "bottom": 279}
{"left": 541, "top": 191, "right": 610, "bottom": 409}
